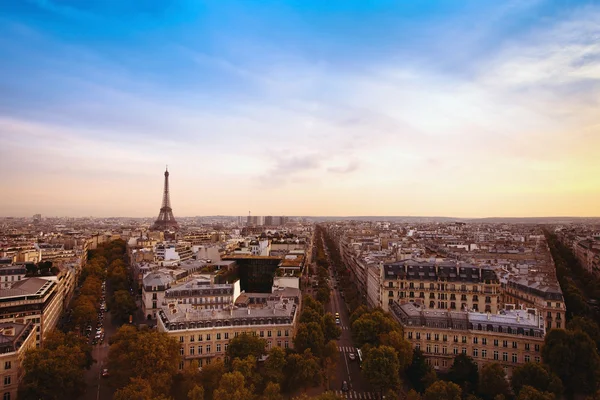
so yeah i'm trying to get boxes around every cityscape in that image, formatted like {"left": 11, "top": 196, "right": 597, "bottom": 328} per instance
{"left": 1, "top": 1, "right": 600, "bottom": 400}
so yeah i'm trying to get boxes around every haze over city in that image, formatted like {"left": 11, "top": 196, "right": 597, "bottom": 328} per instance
{"left": 1, "top": 0, "right": 599, "bottom": 218}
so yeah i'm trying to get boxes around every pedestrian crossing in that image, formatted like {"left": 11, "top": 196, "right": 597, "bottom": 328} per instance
{"left": 332, "top": 390, "right": 379, "bottom": 399}
{"left": 338, "top": 346, "right": 356, "bottom": 353}
{"left": 341, "top": 326, "right": 350, "bottom": 330}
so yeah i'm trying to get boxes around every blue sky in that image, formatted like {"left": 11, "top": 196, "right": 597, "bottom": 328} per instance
{"left": 1, "top": 0, "right": 599, "bottom": 217}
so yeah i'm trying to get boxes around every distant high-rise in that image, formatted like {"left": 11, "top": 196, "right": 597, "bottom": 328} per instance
{"left": 151, "top": 167, "right": 179, "bottom": 231}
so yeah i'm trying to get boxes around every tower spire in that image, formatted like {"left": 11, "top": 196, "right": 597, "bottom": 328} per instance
{"left": 151, "top": 167, "right": 179, "bottom": 231}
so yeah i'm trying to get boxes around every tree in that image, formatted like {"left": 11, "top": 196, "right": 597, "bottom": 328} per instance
{"left": 232, "top": 355, "right": 261, "bottom": 391}
{"left": 448, "top": 354, "right": 479, "bottom": 394}
{"left": 406, "top": 348, "right": 435, "bottom": 393}
{"left": 303, "top": 295, "right": 325, "bottom": 316}
{"left": 479, "top": 363, "right": 510, "bottom": 400}
{"left": 180, "top": 360, "right": 202, "bottom": 398}
{"left": 351, "top": 309, "right": 398, "bottom": 347}
{"left": 199, "top": 360, "right": 225, "bottom": 400}
{"left": 424, "top": 380, "right": 462, "bottom": 400}
{"left": 284, "top": 350, "right": 322, "bottom": 393}
{"left": 107, "top": 325, "right": 180, "bottom": 396}
{"left": 294, "top": 322, "right": 325, "bottom": 357}
{"left": 379, "top": 330, "right": 413, "bottom": 371}
{"left": 362, "top": 345, "right": 401, "bottom": 393}
{"left": 322, "top": 313, "right": 342, "bottom": 342}
{"left": 261, "top": 382, "right": 283, "bottom": 400}
{"left": 188, "top": 385, "right": 205, "bottom": 400}
{"left": 300, "top": 308, "right": 324, "bottom": 327}
{"left": 111, "top": 290, "right": 137, "bottom": 324}
{"left": 264, "top": 346, "right": 286, "bottom": 385}
{"left": 406, "top": 389, "right": 423, "bottom": 400}
{"left": 226, "top": 333, "right": 266, "bottom": 361}
{"left": 542, "top": 328, "right": 600, "bottom": 395}
{"left": 322, "top": 340, "right": 339, "bottom": 390}
{"left": 19, "top": 344, "right": 88, "bottom": 400}
{"left": 567, "top": 316, "right": 600, "bottom": 349}
{"left": 72, "top": 295, "right": 97, "bottom": 328}
{"left": 516, "top": 386, "right": 555, "bottom": 400}
{"left": 213, "top": 371, "right": 254, "bottom": 400}
{"left": 511, "top": 362, "right": 563, "bottom": 396}
{"left": 114, "top": 377, "right": 153, "bottom": 400}
{"left": 317, "top": 287, "right": 331, "bottom": 304}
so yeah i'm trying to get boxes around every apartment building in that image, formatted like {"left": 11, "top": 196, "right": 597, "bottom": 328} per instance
{"left": 381, "top": 260, "right": 501, "bottom": 314}
{"left": 0, "top": 322, "right": 36, "bottom": 400}
{"left": 391, "top": 302, "right": 545, "bottom": 377}
{"left": 502, "top": 279, "right": 565, "bottom": 330}
{"left": 0, "top": 265, "right": 26, "bottom": 289}
{"left": 0, "top": 278, "right": 62, "bottom": 346}
{"left": 157, "top": 289, "right": 300, "bottom": 369}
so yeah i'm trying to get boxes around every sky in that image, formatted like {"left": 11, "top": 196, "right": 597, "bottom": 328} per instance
{"left": 0, "top": 0, "right": 599, "bottom": 218}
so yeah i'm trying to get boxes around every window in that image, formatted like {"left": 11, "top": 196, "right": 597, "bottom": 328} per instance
{"left": 462, "top": 336, "right": 467, "bottom": 344}
{"left": 426, "top": 345, "right": 431, "bottom": 353}
{"left": 284, "top": 341, "right": 289, "bottom": 349}
{"left": 206, "top": 345, "right": 211, "bottom": 353}
{"left": 216, "top": 333, "right": 221, "bottom": 340}
{"left": 525, "top": 344, "right": 530, "bottom": 351}
{"left": 206, "top": 334, "right": 211, "bottom": 341}
{"left": 453, "top": 336, "right": 458, "bottom": 343}
{"left": 277, "top": 330, "right": 282, "bottom": 337}
{"left": 180, "top": 336, "right": 185, "bottom": 343}
{"left": 443, "top": 335, "right": 447, "bottom": 342}
{"left": 434, "top": 334, "right": 439, "bottom": 341}
{"left": 512, "top": 342, "right": 517, "bottom": 349}
{"left": 473, "top": 337, "right": 478, "bottom": 344}
{"left": 512, "top": 353, "right": 518, "bottom": 363}
{"left": 443, "top": 346, "right": 448, "bottom": 354}
{"left": 462, "top": 347, "right": 467, "bottom": 355}
{"left": 493, "top": 351, "right": 499, "bottom": 360}
{"left": 482, "top": 349, "right": 487, "bottom": 358}
{"left": 503, "top": 340, "right": 508, "bottom": 348}
{"left": 225, "top": 344, "right": 229, "bottom": 351}
{"left": 535, "top": 356, "right": 540, "bottom": 363}
{"left": 524, "top": 355, "right": 530, "bottom": 362}
{"left": 217, "top": 344, "right": 221, "bottom": 352}
{"left": 416, "top": 332, "right": 421, "bottom": 340}
{"left": 198, "top": 346, "right": 203, "bottom": 354}
{"left": 425, "top": 333, "right": 431, "bottom": 340}
{"left": 494, "top": 339, "right": 499, "bottom": 346}
{"left": 482, "top": 338, "right": 487, "bottom": 345}
{"left": 225, "top": 333, "right": 229, "bottom": 339}
{"left": 389, "top": 291, "right": 394, "bottom": 297}
{"left": 199, "top": 334, "right": 203, "bottom": 341}
{"left": 453, "top": 347, "right": 458, "bottom": 355}
{"left": 434, "top": 345, "right": 439, "bottom": 354}
{"left": 285, "top": 330, "right": 289, "bottom": 337}
{"left": 260, "top": 331, "right": 264, "bottom": 337}
{"left": 180, "top": 347, "right": 184, "bottom": 356}
{"left": 473, "top": 348, "right": 479, "bottom": 357}
{"left": 503, "top": 352, "right": 508, "bottom": 362}
{"left": 534, "top": 344, "right": 540, "bottom": 352}
{"left": 235, "top": 332, "right": 239, "bottom": 338}
{"left": 268, "top": 331, "right": 272, "bottom": 337}
{"left": 4, "top": 362, "right": 10, "bottom": 370}
{"left": 179, "top": 361, "right": 184, "bottom": 370}
{"left": 190, "top": 346, "right": 195, "bottom": 355}
{"left": 408, "top": 332, "right": 413, "bottom": 339}
{"left": 190, "top": 336, "right": 195, "bottom": 343}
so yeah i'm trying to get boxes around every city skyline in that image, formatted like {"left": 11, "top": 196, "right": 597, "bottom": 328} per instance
{"left": 1, "top": 1, "right": 599, "bottom": 218}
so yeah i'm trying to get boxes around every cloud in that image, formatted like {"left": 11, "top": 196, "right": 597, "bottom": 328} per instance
{"left": 328, "top": 160, "right": 360, "bottom": 174}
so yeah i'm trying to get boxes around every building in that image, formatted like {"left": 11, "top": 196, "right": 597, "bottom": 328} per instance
{"left": 502, "top": 279, "right": 565, "bottom": 330}
{"left": 164, "top": 277, "right": 241, "bottom": 311}
{"left": 0, "top": 322, "right": 36, "bottom": 400}
{"left": 0, "top": 265, "right": 27, "bottom": 289}
{"left": 381, "top": 260, "right": 501, "bottom": 314}
{"left": 157, "top": 288, "right": 300, "bottom": 369}
{"left": 390, "top": 301, "right": 545, "bottom": 377}
{"left": 0, "top": 278, "right": 62, "bottom": 346}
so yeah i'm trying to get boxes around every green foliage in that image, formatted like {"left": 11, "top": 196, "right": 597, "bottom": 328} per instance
{"left": 362, "top": 345, "right": 401, "bottom": 393}
{"left": 424, "top": 380, "right": 462, "bottom": 400}
{"left": 199, "top": 360, "right": 226, "bottom": 400}
{"left": 18, "top": 330, "right": 90, "bottom": 400}
{"left": 448, "top": 354, "right": 479, "bottom": 394}
{"left": 107, "top": 325, "right": 180, "bottom": 396}
{"left": 479, "top": 363, "right": 510, "bottom": 400}
{"left": 226, "top": 332, "right": 267, "bottom": 361}
{"left": 188, "top": 385, "right": 205, "bottom": 400}
{"left": 110, "top": 289, "right": 138, "bottom": 325}
{"left": 316, "top": 287, "right": 331, "bottom": 304}
{"left": 284, "top": 349, "right": 322, "bottom": 393}
{"left": 516, "top": 386, "right": 555, "bottom": 400}
{"left": 351, "top": 308, "right": 399, "bottom": 347}
{"left": 264, "top": 346, "right": 286, "bottom": 385}
{"left": 379, "top": 330, "right": 413, "bottom": 371}
{"left": 303, "top": 295, "right": 325, "bottom": 316}
{"left": 511, "top": 362, "right": 563, "bottom": 397}
{"left": 300, "top": 307, "right": 323, "bottom": 326}
{"left": 567, "top": 316, "right": 600, "bottom": 349}
{"left": 542, "top": 328, "right": 600, "bottom": 395}
{"left": 232, "top": 355, "right": 261, "bottom": 391}
{"left": 261, "top": 382, "right": 283, "bottom": 400}
{"left": 406, "top": 348, "right": 436, "bottom": 393}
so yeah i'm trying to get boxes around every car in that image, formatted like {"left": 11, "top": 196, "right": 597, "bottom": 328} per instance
{"left": 335, "top": 312, "right": 340, "bottom": 318}
{"left": 341, "top": 381, "right": 349, "bottom": 392}
{"left": 101, "top": 369, "right": 109, "bottom": 378}
{"left": 348, "top": 353, "right": 356, "bottom": 361}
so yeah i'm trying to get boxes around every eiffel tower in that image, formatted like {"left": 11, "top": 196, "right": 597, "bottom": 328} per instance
{"left": 151, "top": 167, "right": 179, "bottom": 231}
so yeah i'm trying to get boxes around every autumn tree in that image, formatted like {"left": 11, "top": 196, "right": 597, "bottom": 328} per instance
{"left": 322, "top": 313, "right": 342, "bottom": 342}
{"left": 516, "top": 386, "right": 555, "bottom": 400}
{"left": 511, "top": 362, "right": 563, "bottom": 397}
{"left": 542, "top": 328, "right": 600, "bottom": 395}
{"left": 226, "top": 333, "right": 267, "bottom": 361}
{"left": 284, "top": 350, "right": 322, "bottom": 393}
{"left": 107, "top": 325, "right": 180, "bottom": 396}
{"left": 322, "top": 340, "right": 339, "bottom": 390}
{"left": 317, "top": 287, "right": 331, "bottom": 304}
{"left": 294, "top": 322, "right": 325, "bottom": 357}
{"left": 379, "top": 330, "right": 413, "bottom": 371}
{"left": 448, "top": 354, "right": 479, "bottom": 394}
{"left": 424, "top": 380, "right": 462, "bottom": 400}
{"left": 264, "top": 346, "right": 286, "bottom": 385}
{"left": 213, "top": 371, "right": 255, "bottom": 400}
{"left": 188, "top": 385, "right": 205, "bottom": 400}
{"left": 406, "top": 348, "right": 435, "bottom": 393}
{"left": 199, "top": 360, "right": 225, "bottom": 400}
{"left": 114, "top": 377, "right": 153, "bottom": 400}
{"left": 110, "top": 289, "right": 137, "bottom": 324}
{"left": 261, "top": 382, "right": 283, "bottom": 400}
{"left": 479, "top": 363, "right": 510, "bottom": 400}
{"left": 362, "top": 345, "right": 401, "bottom": 393}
